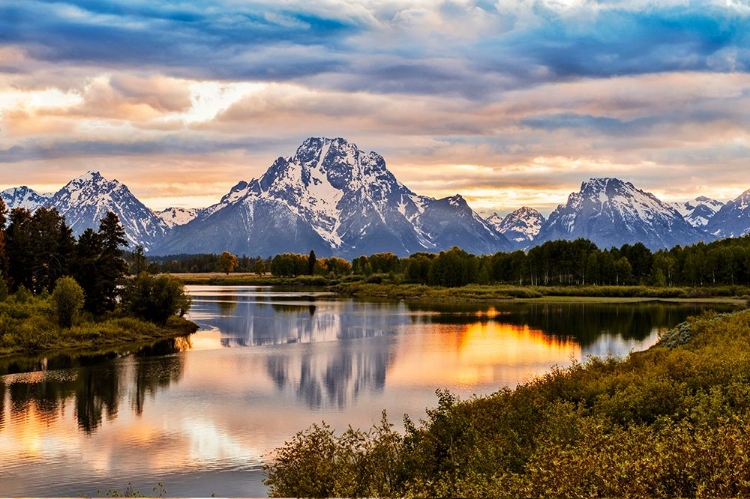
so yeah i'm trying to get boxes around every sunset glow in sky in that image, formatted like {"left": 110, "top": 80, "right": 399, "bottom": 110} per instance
{"left": 0, "top": 0, "right": 749, "bottom": 214}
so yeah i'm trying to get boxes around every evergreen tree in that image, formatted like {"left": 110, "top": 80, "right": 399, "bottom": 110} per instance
{"left": 308, "top": 250, "right": 317, "bottom": 275}
{"left": 5, "top": 208, "right": 33, "bottom": 292}
{"left": 0, "top": 198, "right": 8, "bottom": 283}
{"left": 130, "top": 245, "right": 148, "bottom": 275}
{"left": 28, "top": 208, "right": 69, "bottom": 293}
{"left": 96, "top": 212, "right": 128, "bottom": 312}
{"left": 72, "top": 228, "right": 103, "bottom": 315}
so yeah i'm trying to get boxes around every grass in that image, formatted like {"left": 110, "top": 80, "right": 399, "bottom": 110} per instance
{"left": 0, "top": 295, "right": 198, "bottom": 358}
{"left": 332, "top": 281, "right": 750, "bottom": 304}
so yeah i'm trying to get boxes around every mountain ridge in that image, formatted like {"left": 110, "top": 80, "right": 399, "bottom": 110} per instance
{"left": 2, "top": 140, "right": 749, "bottom": 256}
{"left": 153, "top": 137, "right": 511, "bottom": 257}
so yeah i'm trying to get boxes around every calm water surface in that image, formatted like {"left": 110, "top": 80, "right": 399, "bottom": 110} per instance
{"left": 0, "top": 285, "right": 737, "bottom": 496}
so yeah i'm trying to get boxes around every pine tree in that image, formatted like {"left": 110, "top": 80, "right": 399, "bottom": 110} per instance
{"left": 96, "top": 212, "right": 128, "bottom": 313}
{"left": 308, "top": 250, "right": 317, "bottom": 275}
{"left": 0, "top": 198, "right": 8, "bottom": 283}
{"left": 5, "top": 208, "right": 33, "bottom": 292}
{"left": 72, "top": 228, "right": 103, "bottom": 314}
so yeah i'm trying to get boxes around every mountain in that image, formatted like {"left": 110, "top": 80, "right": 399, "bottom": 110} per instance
{"left": 155, "top": 207, "right": 200, "bottom": 228}
{"left": 672, "top": 196, "right": 724, "bottom": 228}
{"left": 534, "top": 178, "right": 705, "bottom": 250}
{"left": 706, "top": 189, "right": 750, "bottom": 239}
{"left": 1, "top": 186, "right": 51, "bottom": 211}
{"left": 487, "top": 207, "right": 545, "bottom": 248}
{"left": 153, "top": 137, "right": 511, "bottom": 257}
{"left": 50, "top": 171, "right": 168, "bottom": 250}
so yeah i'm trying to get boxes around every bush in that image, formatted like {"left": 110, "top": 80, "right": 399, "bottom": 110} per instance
{"left": 51, "top": 276, "right": 85, "bottom": 328}
{"left": 14, "top": 285, "right": 32, "bottom": 303}
{"left": 121, "top": 273, "right": 192, "bottom": 325}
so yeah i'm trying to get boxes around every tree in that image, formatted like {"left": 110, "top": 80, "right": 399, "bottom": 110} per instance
{"left": 97, "top": 212, "right": 128, "bottom": 312}
{"left": 0, "top": 198, "right": 8, "bottom": 283}
{"left": 5, "top": 208, "right": 33, "bottom": 291}
{"left": 0, "top": 276, "right": 7, "bottom": 302}
{"left": 52, "top": 276, "right": 85, "bottom": 328}
{"left": 218, "top": 251, "right": 238, "bottom": 276}
{"left": 308, "top": 250, "right": 317, "bottom": 275}
{"left": 130, "top": 245, "right": 148, "bottom": 275}
{"left": 72, "top": 228, "right": 103, "bottom": 315}
{"left": 255, "top": 257, "right": 266, "bottom": 276}
{"left": 121, "top": 273, "right": 192, "bottom": 325}
{"left": 28, "top": 207, "right": 71, "bottom": 293}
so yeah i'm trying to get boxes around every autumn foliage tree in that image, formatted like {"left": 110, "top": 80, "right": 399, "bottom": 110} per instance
{"left": 218, "top": 251, "right": 238, "bottom": 275}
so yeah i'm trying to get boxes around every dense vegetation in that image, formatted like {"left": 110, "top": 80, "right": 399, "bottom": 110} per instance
{"left": 148, "top": 235, "right": 750, "bottom": 290}
{"left": 264, "top": 309, "right": 750, "bottom": 498}
{"left": 0, "top": 200, "right": 194, "bottom": 357}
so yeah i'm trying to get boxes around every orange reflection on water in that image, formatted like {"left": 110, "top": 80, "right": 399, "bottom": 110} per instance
{"left": 389, "top": 320, "right": 580, "bottom": 388}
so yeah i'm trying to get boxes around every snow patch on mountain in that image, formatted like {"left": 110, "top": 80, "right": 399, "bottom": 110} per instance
{"left": 155, "top": 207, "right": 200, "bottom": 228}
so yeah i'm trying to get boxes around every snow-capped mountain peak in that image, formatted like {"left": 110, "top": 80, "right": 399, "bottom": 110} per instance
{"left": 535, "top": 177, "right": 703, "bottom": 250}
{"left": 51, "top": 171, "right": 167, "bottom": 249}
{"left": 1, "top": 186, "right": 51, "bottom": 211}
{"left": 706, "top": 189, "right": 750, "bottom": 239}
{"left": 672, "top": 196, "right": 724, "bottom": 228}
{"left": 154, "top": 137, "right": 511, "bottom": 257}
{"left": 488, "top": 207, "right": 545, "bottom": 247}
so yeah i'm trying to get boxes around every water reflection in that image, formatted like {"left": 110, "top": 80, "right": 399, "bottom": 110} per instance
{"left": 266, "top": 340, "right": 389, "bottom": 408}
{"left": 2, "top": 338, "right": 186, "bottom": 434}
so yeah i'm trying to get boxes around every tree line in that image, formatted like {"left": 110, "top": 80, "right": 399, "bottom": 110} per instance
{"left": 150, "top": 235, "right": 750, "bottom": 289}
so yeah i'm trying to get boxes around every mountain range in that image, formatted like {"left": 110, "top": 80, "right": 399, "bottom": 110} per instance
{"left": 2, "top": 137, "right": 750, "bottom": 255}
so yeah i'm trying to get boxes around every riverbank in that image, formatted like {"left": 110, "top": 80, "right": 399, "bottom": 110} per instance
{"left": 265, "top": 307, "right": 750, "bottom": 498}
{"left": 0, "top": 295, "right": 198, "bottom": 358}
{"left": 174, "top": 273, "right": 750, "bottom": 303}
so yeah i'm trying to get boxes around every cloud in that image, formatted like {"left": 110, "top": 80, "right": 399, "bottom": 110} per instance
{"left": 1, "top": 1, "right": 749, "bottom": 212}
{"left": 2, "top": 0, "right": 747, "bottom": 95}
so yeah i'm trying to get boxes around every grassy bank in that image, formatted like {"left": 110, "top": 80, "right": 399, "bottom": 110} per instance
{"left": 177, "top": 272, "right": 750, "bottom": 303}
{"left": 265, "top": 308, "right": 750, "bottom": 498}
{"left": 0, "top": 294, "right": 198, "bottom": 358}
{"left": 332, "top": 281, "right": 750, "bottom": 303}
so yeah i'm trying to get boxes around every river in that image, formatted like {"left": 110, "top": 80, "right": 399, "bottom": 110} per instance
{"left": 0, "top": 285, "right": 736, "bottom": 496}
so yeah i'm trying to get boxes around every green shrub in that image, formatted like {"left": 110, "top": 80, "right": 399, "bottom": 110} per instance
{"left": 121, "top": 273, "right": 192, "bottom": 325}
{"left": 51, "top": 276, "right": 85, "bottom": 328}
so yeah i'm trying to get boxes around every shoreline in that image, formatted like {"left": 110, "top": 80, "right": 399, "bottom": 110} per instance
{"left": 0, "top": 316, "right": 199, "bottom": 362}
{"left": 177, "top": 275, "right": 750, "bottom": 305}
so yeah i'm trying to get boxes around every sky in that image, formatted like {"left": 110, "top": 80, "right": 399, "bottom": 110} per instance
{"left": 0, "top": 0, "right": 749, "bottom": 215}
